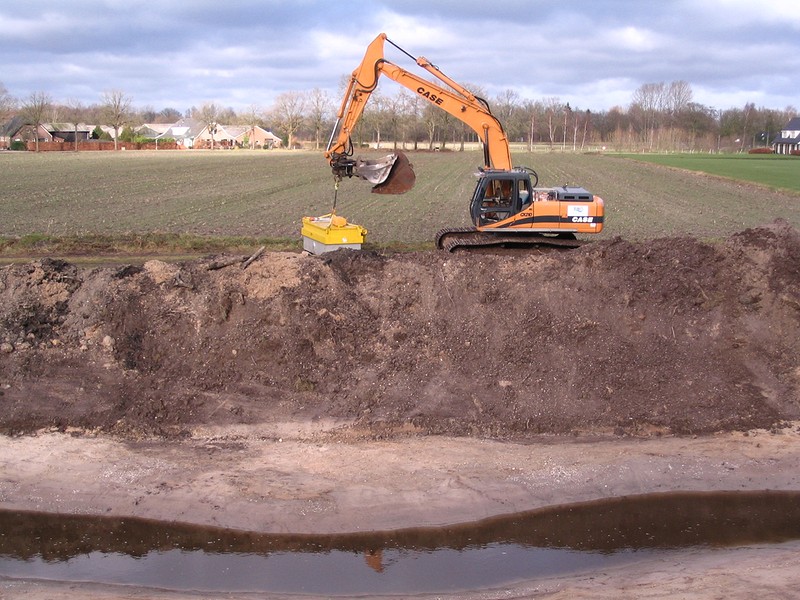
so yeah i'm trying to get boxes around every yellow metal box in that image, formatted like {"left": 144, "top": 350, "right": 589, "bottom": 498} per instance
{"left": 301, "top": 214, "right": 367, "bottom": 254}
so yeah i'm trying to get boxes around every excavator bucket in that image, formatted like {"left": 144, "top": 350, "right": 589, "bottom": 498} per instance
{"left": 368, "top": 151, "right": 416, "bottom": 195}
{"left": 352, "top": 154, "right": 397, "bottom": 185}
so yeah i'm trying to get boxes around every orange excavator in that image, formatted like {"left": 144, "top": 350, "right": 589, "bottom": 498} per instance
{"left": 325, "top": 33, "right": 605, "bottom": 251}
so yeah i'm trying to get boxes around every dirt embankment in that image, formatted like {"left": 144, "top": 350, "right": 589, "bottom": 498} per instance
{"left": 1, "top": 220, "right": 798, "bottom": 440}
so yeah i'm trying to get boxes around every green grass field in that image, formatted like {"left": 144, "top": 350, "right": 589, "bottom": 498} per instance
{"left": 1, "top": 149, "right": 799, "bottom": 255}
{"left": 619, "top": 153, "right": 800, "bottom": 193}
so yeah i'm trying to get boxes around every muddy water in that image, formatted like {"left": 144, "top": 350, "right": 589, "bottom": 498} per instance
{"left": 1, "top": 491, "right": 799, "bottom": 595}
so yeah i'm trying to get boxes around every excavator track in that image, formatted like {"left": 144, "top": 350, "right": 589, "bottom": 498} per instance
{"left": 435, "top": 227, "right": 589, "bottom": 253}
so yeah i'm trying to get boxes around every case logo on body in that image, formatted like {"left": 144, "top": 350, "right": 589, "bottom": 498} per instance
{"left": 567, "top": 205, "right": 594, "bottom": 223}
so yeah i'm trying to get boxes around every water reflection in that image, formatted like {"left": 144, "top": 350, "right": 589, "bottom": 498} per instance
{"left": 1, "top": 490, "right": 799, "bottom": 594}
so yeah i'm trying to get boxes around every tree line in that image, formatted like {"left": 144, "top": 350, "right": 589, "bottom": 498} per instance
{"left": 1, "top": 79, "right": 795, "bottom": 153}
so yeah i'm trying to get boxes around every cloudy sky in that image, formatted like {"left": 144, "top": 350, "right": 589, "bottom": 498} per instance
{"left": 2, "top": 0, "right": 798, "bottom": 114}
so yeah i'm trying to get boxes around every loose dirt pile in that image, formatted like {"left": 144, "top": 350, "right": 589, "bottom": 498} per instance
{"left": 1, "top": 220, "right": 799, "bottom": 440}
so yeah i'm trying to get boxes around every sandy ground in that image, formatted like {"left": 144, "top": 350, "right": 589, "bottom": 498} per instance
{"left": 2, "top": 422, "right": 800, "bottom": 599}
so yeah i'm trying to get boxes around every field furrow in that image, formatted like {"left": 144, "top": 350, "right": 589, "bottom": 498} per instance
{"left": 2, "top": 150, "right": 798, "bottom": 245}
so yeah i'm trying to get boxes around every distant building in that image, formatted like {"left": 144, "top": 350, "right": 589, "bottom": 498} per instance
{"left": 46, "top": 123, "right": 94, "bottom": 142}
{"left": 2, "top": 116, "right": 283, "bottom": 151}
{"left": 137, "top": 123, "right": 173, "bottom": 138}
{"left": 193, "top": 123, "right": 282, "bottom": 149}
{"left": 0, "top": 115, "right": 26, "bottom": 148}
{"left": 772, "top": 117, "right": 800, "bottom": 155}
{"left": 9, "top": 122, "right": 93, "bottom": 143}
{"left": 223, "top": 125, "right": 282, "bottom": 149}
{"left": 152, "top": 118, "right": 206, "bottom": 148}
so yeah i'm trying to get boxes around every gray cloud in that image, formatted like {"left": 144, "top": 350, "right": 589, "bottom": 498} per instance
{"left": 1, "top": 0, "right": 797, "bottom": 113}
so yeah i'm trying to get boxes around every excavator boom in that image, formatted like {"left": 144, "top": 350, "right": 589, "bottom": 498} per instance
{"left": 326, "top": 33, "right": 512, "bottom": 193}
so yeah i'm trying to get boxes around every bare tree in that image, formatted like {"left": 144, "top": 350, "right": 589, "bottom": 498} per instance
{"left": 307, "top": 88, "right": 332, "bottom": 150}
{"left": 520, "top": 99, "right": 542, "bottom": 151}
{"left": 740, "top": 102, "right": 755, "bottom": 152}
{"left": 494, "top": 89, "right": 522, "bottom": 141}
{"left": 21, "top": 91, "right": 52, "bottom": 152}
{"left": 678, "top": 102, "right": 716, "bottom": 151}
{"left": 101, "top": 90, "right": 132, "bottom": 150}
{"left": 421, "top": 102, "right": 438, "bottom": 150}
{"left": 216, "top": 106, "right": 237, "bottom": 125}
{"left": 64, "top": 99, "right": 85, "bottom": 152}
{"left": 198, "top": 102, "right": 221, "bottom": 149}
{"left": 271, "top": 91, "right": 306, "bottom": 149}
{"left": 386, "top": 91, "right": 412, "bottom": 150}
{"left": 631, "top": 82, "right": 666, "bottom": 150}
{"left": 242, "top": 104, "right": 262, "bottom": 149}
{"left": 543, "top": 97, "right": 563, "bottom": 149}
{"left": 402, "top": 94, "right": 424, "bottom": 150}
{"left": 158, "top": 107, "right": 182, "bottom": 123}
{"left": 362, "top": 91, "right": 388, "bottom": 148}
{"left": 666, "top": 81, "right": 693, "bottom": 116}
{"left": 0, "top": 83, "right": 16, "bottom": 145}
{"left": 660, "top": 81, "right": 694, "bottom": 148}
{"left": 581, "top": 109, "right": 591, "bottom": 150}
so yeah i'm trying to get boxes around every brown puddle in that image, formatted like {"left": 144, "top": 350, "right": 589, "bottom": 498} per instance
{"left": 1, "top": 490, "right": 800, "bottom": 595}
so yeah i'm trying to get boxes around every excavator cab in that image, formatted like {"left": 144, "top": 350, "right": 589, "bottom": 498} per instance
{"left": 470, "top": 169, "right": 604, "bottom": 236}
{"left": 470, "top": 171, "right": 536, "bottom": 226}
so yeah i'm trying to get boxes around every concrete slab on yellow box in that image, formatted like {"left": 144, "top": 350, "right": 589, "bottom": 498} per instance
{"left": 301, "top": 214, "right": 367, "bottom": 255}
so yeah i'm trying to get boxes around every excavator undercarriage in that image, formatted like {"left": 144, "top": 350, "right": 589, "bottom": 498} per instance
{"left": 435, "top": 228, "right": 589, "bottom": 253}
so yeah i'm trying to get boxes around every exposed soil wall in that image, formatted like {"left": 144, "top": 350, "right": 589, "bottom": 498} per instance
{"left": 1, "top": 220, "right": 798, "bottom": 439}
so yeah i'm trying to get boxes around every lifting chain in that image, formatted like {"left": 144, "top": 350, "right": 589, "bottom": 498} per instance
{"left": 331, "top": 179, "right": 339, "bottom": 216}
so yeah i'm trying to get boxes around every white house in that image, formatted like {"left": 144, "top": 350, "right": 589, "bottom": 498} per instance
{"left": 772, "top": 117, "right": 800, "bottom": 155}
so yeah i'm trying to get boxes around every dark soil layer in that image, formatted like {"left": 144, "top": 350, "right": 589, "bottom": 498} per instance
{"left": 1, "top": 221, "right": 798, "bottom": 439}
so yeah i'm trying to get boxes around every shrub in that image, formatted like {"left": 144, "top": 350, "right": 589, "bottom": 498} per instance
{"left": 9, "top": 140, "right": 27, "bottom": 151}
{"left": 748, "top": 147, "right": 774, "bottom": 154}
{"left": 92, "top": 126, "right": 112, "bottom": 140}
{"left": 119, "top": 126, "right": 136, "bottom": 143}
